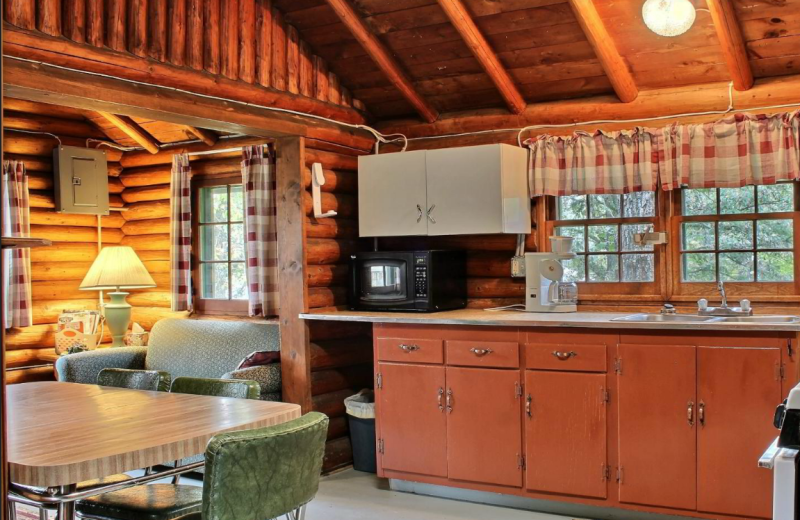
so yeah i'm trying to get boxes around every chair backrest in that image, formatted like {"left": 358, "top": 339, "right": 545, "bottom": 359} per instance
{"left": 203, "top": 412, "right": 329, "bottom": 520}
{"left": 97, "top": 368, "right": 171, "bottom": 392}
{"left": 170, "top": 376, "right": 260, "bottom": 399}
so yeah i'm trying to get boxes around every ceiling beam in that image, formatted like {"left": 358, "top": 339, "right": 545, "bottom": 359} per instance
{"left": 96, "top": 112, "right": 161, "bottom": 154}
{"left": 323, "top": 0, "right": 439, "bottom": 123}
{"left": 706, "top": 0, "right": 754, "bottom": 91}
{"left": 182, "top": 125, "right": 219, "bottom": 146}
{"left": 435, "top": 0, "right": 526, "bottom": 114}
{"left": 567, "top": 0, "right": 638, "bottom": 103}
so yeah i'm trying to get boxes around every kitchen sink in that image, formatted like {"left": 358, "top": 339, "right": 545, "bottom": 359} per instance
{"left": 716, "top": 316, "right": 800, "bottom": 323}
{"left": 611, "top": 314, "right": 720, "bottom": 322}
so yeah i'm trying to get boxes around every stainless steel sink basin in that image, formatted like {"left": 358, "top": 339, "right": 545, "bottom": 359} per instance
{"left": 611, "top": 314, "right": 719, "bottom": 323}
{"left": 717, "top": 316, "right": 800, "bottom": 323}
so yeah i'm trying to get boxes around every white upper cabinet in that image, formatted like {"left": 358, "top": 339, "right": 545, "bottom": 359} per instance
{"left": 358, "top": 144, "right": 531, "bottom": 237}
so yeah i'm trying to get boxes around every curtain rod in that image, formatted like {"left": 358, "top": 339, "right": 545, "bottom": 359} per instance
{"left": 187, "top": 147, "right": 244, "bottom": 157}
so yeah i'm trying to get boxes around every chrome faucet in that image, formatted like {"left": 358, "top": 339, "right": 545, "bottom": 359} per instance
{"left": 698, "top": 281, "right": 753, "bottom": 316}
{"left": 717, "top": 281, "right": 728, "bottom": 309}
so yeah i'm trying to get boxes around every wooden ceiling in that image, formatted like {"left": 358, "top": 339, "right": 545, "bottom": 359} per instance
{"left": 273, "top": 0, "right": 800, "bottom": 120}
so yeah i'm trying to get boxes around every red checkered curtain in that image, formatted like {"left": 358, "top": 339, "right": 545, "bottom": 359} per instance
{"left": 2, "top": 160, "right": 33, "bottom": 328}
{"left": 242, "top": 144, "right": 280, "bottom": 317}
{"left": 659, "top": 110, "right": 800, "bottom": 190}
{"left": 527, "top": 128, "right": 660, "bottom": 196}
{"left": 170, "top": 153, "right": 193, "bottom": 311}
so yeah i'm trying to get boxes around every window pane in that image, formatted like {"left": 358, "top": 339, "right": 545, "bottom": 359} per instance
{"left": 200, "top": 224, "right": 229, "bottom": 261}
{"left": 200, "top": 186, "right": 229, "bottom": 223}
{"left": 757, "top": 219, "right": 794, "bottom": 249}
{"left": 683, "top": 253, "right": 716, "bottom": 282}
{"left": 230, "top": 223, "right": 245, "bottom": 261}
{"left": 621, "top": 224, "right": 655, "bottom": 252}
{"left": 683, "top": 189, "right": 717, "bottom": 216}
{"left": 231, "top": 262, "right": 248, "bottom": 299}
{"left": 555, "top": 226, "right": 586, "bottom": 253}
{"left": 588, "top": 225, "right": 618, "bottom": 252}
{"left": 589, "top": 195, "right": 621, "bottom": 219}
{"left": 230, "top": 185, "right": 244, "bottom": 222}
{"left": 557, "top": 195, "right": 587, "bottom": 220}
{"left": 623, "top": 192, "right": 656, "bottom": 218}
{"left": 758, "top": 184, "right": 794, "bottom": 213}
{"left": 588, "top": 255, "right": 619, "bottom": 282}
{"left": 720, "top": 186, "right": 755, "bottom": 214}
{"left": 758, "top": 252, "right": 794, "bottom": 282}
{"left": 561, "top": 256, "right": 586, "bottom": 283}
{"left": 682, "top": 222, "right": 715, "bottom": 251}
{"left": 719, "top": 252, "right": 754, "bottom": 281}
{"left": 201, "top": 263, "right": 229, "bottom": 299}
{"left": 622, "top": 254, "right": 654, "bottom": 282}
{"left": 718, "top": 221, "right": 753, "bottom": 250}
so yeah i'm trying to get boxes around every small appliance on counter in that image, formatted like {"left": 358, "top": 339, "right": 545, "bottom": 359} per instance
{"left": 348, "top": 250, "right": 467, "bottom": 312}
{"left": 525, "top": 236, "right": 578, "bottom": 313}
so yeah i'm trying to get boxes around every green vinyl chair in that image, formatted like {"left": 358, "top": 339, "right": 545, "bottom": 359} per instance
{"left": 98, "top": 368, "right": 172, "bottom": 392}
{"left": 169, "top": 376, "right": 260, "bottom": 400}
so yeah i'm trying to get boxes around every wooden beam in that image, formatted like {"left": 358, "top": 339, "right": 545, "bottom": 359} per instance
{"left": 567, "top": 0, "right": 638, "bottom": 103}
{"left": 276, "top": 136, "right": 312, "bottom": 412}
{"left": 435, "top": 0, "right": 525, "bottom": 114}
{"left": 323, "top": 0, "right": 438, "bottom": 123}
{"left": 706, "top": 0, "right": 754, "bottom": 91}
{"left": 182, "top": 126, "right": 219, "bottom": 146}
{"left": 97, "top": 112, "right": 161, "bottom": 154}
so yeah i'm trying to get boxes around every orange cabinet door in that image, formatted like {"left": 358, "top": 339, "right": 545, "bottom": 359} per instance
{"left": 446, "top": 367, "right": 523, "bottom": 487}
{"left": 617, "top": 344, "right": 697, "bottom": 510}
{"left": 697, "top": 346, "right": 781, "bottom": 519}
{"left": 376, "top": 363, "right": 448, "bottom": 477}
{"left": 525, "top": 371, "right": 608, "bottom": 498}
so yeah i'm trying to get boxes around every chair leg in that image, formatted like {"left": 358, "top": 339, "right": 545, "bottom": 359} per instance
{"left": 171, "top": 460, "right": 181, "bottom": 485}
{"left": 39, "top": 505, "right": 49, "bottom": 520}
{"left": 8, "top": 500, "right": 17, "bottom": 520}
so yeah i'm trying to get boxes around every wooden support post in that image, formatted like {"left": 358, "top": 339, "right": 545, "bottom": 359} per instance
{"left": 97, "top": 112, "right": 160, "bottom": 154}
{"left": 567, "top": 0, "right": 638, "bottom": 103}
{"left": 182, "top": 126, "right": 219, "bottom": 146}
{"left": 436, "top": 0, "right": 526, "bottom": 114}
{"left": 707, "top": 0, "right": 754, "bottom": 91}
{"left": 276, "top": 136, "right": 312, "bottom": 413}
{"left": 324, "top": 0, "right": 439, "bottom": 123}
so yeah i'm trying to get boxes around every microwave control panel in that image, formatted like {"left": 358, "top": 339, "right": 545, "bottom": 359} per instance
{"left": 414, "top": 254, "right": 428, "bottom": 298}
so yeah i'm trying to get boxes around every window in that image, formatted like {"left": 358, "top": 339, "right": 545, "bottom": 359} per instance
{"left": 552, "top": 193, "right": 658, "bottom": 284}
{"left": 679, "top": 185, "right": 796, "bottom": 283}
{"left": 192, "top": 177, "right": 247, "bottom": 313}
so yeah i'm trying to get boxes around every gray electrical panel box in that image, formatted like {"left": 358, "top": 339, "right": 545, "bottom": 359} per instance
{"left": 53, "top": 145, "right": 110, "bottom": 215}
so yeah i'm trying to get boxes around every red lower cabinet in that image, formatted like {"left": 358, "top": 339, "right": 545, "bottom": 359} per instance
{"left": 525, "top": 371, "right": 608, "bottom": 499}
{"left": 446, "top": 367, "right": 523, "bottom": 487}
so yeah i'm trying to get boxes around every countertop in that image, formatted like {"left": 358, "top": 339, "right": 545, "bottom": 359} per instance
{"left": 300, "top": 308, "right": 800, "bottom": 332}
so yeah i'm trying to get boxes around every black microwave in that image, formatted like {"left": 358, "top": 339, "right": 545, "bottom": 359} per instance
{"left": 348, "top": 250, "right": 467, "bottom": 312}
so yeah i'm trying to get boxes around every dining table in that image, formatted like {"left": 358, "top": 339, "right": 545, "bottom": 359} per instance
{"left": 7, "top": 381, "right": 302, "bottom": 520}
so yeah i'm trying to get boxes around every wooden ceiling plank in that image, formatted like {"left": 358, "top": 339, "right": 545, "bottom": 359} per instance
{"left": 435, "top": 0, "right": 526, "bottom": 113}
{"left": 566, "top": 0, "right": 638, "bottom": 103}
{"left": 183, "top": 126, "right": 220, "bottom": 146}
{"left": 323, "top": 0, "right": 439, "bottom": 122}
{"left": 707, "top": 0, "right": 755, "bottom": 91}
{"left": 97, "top": 112, "right": 161, "bottom": 154}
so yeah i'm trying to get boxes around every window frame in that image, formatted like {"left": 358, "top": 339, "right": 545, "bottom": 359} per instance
{"left": 191, "top": 175, "right": 249, "bottom": 315}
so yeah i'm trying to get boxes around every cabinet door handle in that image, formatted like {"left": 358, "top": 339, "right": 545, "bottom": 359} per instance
{"left": 469, "top": 347, "right": 493, "bottom": 357}
{"left": 552, "top": 350, "right": 578, "bottom": 360}
{"left": 698, "top": 401, "right": 705, "bottom": 426}
{"left": 687, "top": 401, "right": 694, "bottom": 426}
{"left": 416, "top": 204, "right": 423, "bottom": 223}
{"left": 427, "top": 204, "right": 436, "bottom": 224}
{"left": 526, "top": 394, "right": 532, "bottom": 418}
{"left": 437, "top": 387, "right": 444, "bottom": 412}
{"left": 446, "top": 388, "right": 453, "bottom": 413}
{"left": 398, "top": 344, "right": 420, "bottom": 352}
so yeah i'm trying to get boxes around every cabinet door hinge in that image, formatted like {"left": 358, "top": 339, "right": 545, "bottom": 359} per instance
{"left": 378, "top": 439, "right": 385, "bottom": 454}
{"left": 614, "top": 357, "right": 623, "bottom": 375}
{"left": 780, "top": 363, "right": 786, "bottom": 381}
{"left": 376, "top": 373, "right": 383, "bottom": 389}
{"left": 788, "top": 340, "right": 795, "bottom": 360}
{"left": 517, "top": 454, "right": 526, "bottom": 470}
{"left": 616, "top": 466, "right": 624, "bottom": 484}
{"left": 602, "top": 464, "right": 611, "bottom": 481}
{"left": 601, "top": 387, "right": 610, "bottom": 404}
{"left": 515, "top": 381, "right": 523, "bottom": 399}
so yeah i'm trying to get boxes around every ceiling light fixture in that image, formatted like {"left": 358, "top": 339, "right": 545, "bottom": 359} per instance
{"left": 642, "top": 0, "right": 697, "bottom": 37}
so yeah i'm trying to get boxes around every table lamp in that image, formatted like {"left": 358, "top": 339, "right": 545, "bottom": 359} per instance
{"left": 80, "top": 246, "right": 156, "bottom": 347}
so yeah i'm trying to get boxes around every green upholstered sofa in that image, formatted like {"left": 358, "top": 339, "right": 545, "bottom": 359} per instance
{"left": 55, "top": 318, "right": 282, "bottom": 401}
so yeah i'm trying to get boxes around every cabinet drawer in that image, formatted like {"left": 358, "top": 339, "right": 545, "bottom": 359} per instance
{"left": 446, "top": 341, "right": 519, "bottom": 368}
{"left": 525, "top": 343, "right": 607, "bottom": 372}
{"left": 377, "top": 338, "right": 443, "bottom": 364}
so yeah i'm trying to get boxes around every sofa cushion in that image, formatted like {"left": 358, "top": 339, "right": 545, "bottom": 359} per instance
{"left": 144, "top": 319, "right": 280, "bottom": 380}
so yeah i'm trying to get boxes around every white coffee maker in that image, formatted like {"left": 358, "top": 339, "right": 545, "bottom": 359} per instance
{"left": 525, "top": 237, "right": 578, "bottom": 313}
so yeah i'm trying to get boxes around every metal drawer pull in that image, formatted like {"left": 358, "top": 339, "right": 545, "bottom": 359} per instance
{"left": 416, "top": 204, "right": 423, "bottom": 223}
{"left": 469, "top": 347, "right": 494, "bottom": 357}
{"left": 398, "top": 344, "right": 420, "bottom": 352}
{"left": 446, "top": 388, "right": 453, "bottom": 413}
{"left": 687, "top": 401, "right": 694, "bottom": 426}
{"left": 437, "top": 388, "right": 444, "bottom": 412}
{"left": 552, "top": 350, "right": 578, "bottom": 360}
{"left": 525, "top": 394, "right": 532, "bottom": 418}
{"left": 698, "top": 401, "right": 705, "bottom": 426}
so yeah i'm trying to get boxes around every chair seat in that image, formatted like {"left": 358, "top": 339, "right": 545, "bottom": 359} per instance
{"left": 77, "top": 484, "right": 203, "bottom": 520}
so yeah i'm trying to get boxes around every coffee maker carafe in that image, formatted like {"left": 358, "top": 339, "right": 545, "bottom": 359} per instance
{"left": 525, "top": 252, "right": 578, "bottom": 313}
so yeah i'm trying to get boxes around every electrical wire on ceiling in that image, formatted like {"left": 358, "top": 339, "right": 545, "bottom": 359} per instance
{"left": 86, "top": 138, "right": 138, "bottom": 152}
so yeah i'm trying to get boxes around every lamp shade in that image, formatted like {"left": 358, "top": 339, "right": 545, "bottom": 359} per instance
{"left": 642, "top": 0, "right": 696, "bottom": 37}
{"left": 80, "top": 246, "right": 157, "bottom": 291}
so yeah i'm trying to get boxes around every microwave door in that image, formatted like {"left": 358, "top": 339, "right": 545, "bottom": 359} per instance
{"left": 360, "top": 260, "right": 409, "bottom": 302}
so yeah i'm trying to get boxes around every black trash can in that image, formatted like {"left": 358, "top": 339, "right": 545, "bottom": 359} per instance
{"left": 345, "top": 390, "right": 377, "bottom": 473}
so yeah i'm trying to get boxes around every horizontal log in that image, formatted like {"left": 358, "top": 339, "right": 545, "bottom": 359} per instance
{"left": 30, "top": 225, "right": 123, "bottom": 244}
{"left": 130, "top": 306, "right": 190, "bottom": 329}
{"left": 122, "top": 200, "right": 171, "bottom": 221}
{"left": 327, "top": 415, "right": 348, "bottom": 441}
{"left": 303, "top": 191, "right": 357, "bottom": 217}
{"left": 312, "top": 364, "right": 373, "bottom": 396}
{"left": 136, "top": 250, "right": 171, "bottom": 261}
{"left": 2, "top": 110, "right": 106, "bottom": 138}
{"left": 6, "top": 323, "right": 111, "bottom": 349}
{"left": 465, "top": 298, "right": 523, "bottom": 309}
{"left": 305, "top": 218, "right": 358, "bottom": 239}
{"left": 467, "top": 277, "right": 525, "bottom": 298}
{"left": 121, "top": 233, "right": 170, "bottom": 250}
{"left": 381, "top": 234, "right": 517, "bottom": 252}
{"left": 323, "top": 435, "right": 353, "bottom": 473}
{"left": 2, "top": 153, "right": 52, "bottom": 172}
{"left": 30, "top": 190, "right": 55, "bottom": 209}
{"left": 307, "top": 264, "right": 348, "bottom": 288}
{"left": 308, "top": 320, "right": 371, "bottom": 342}
{"left": 6, "top": 348, "right": 56, "bottom": 368}
{"left": 128, "top": 291, "right": 172, "bottom": 308}
{"left": 119, "top": 157, "right": 242, "bottom": 187}
{"left": 6, "top": 366, "right": 55, "bottom": 385}
{"left": 31, "top": 299, "right": 100, "bottom": 325}
{"left": 310, "top": 337, "right": 372, "bottom": 371}
{"left": 312, "top": 388, "right": 355, "bottom": 418}
{"left": 307, "top": 239, "right": 359, "bottom": 265}
{"left": 31, "top": 273, "right": 170, "bottom": 301}
{"left": 120, "top": 136, "right": 270, "bottom": 168}
{"left": 302, "top": 167, "right": 357, "bottom": 193}
{"left": 308, "top": 287, "right": 347, "bottom": 309}
{"left": 306, "top": 147, "right": 358, "bottom": 171}
{"left": 2, "top": 131, "right": 123, "bottom": 161}
{"left": 31, "top": 242, "right": 98, "bottom": 263}
{"left": 32, "top": 262, "right": 93, "bottom": 281}
{"left": 122, "top": 218, "right": 170, "bottom": 235}
{"left": 26, "top": 171, "right": 121, "bottom": 193}
{"left": 467, "top": 251, "right": 514, "bottom": 278}
{"left": 29, "top": 208, "right": 126, "bottom": 228}
{"left": 121, "top": 184, "right": 170, "bottom": 203}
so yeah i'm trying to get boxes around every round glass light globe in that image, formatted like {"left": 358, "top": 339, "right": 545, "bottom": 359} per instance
{"left": 642, "top": 0, "right": 697, "bottom": 37}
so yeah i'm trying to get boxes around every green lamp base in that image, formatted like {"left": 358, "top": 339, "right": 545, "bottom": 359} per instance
{"left": 104, "top": 291, "right": 132, "bottom": 347}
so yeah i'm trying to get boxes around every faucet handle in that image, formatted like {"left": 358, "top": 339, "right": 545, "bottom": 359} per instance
{"left": 698, "top": 298, "right": 708, "bottom": 311}
{"left": 740, "top": 299, "right": 751, "bottom": 312}
{"left": 660, "top": 303, "right": 676, "bottom": 314}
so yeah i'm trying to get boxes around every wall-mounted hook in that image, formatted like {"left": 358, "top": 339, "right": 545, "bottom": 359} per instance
{"left": 311, "top": 162, "right": 337, "bottom": 219}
